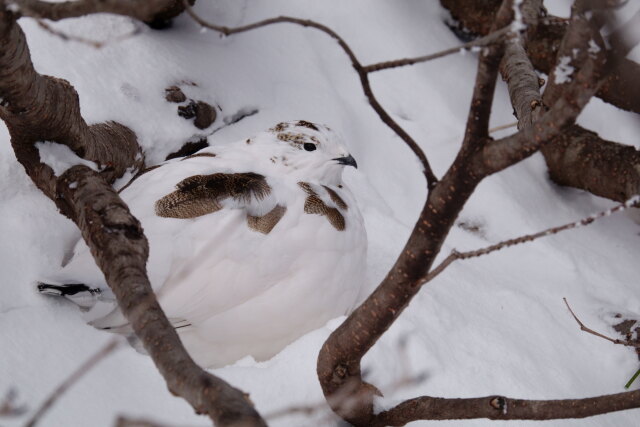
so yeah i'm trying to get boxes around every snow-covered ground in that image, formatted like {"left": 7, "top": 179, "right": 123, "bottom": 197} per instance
{"left": 2, "top": 1, "right": 640, "bottom": 425}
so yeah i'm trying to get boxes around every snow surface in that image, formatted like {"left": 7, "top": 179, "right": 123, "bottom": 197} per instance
{"left": 36, "top": 141, "right": 101, "bottom": 176}
{"left": 554, "top": 56, "right": 574, "bottom": 84}
{"left": 1, "top": 1, "right": 640, "bottom": 426}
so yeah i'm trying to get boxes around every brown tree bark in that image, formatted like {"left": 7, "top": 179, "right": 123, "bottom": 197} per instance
{"left": 3, "top": 1, "right": 639, "bottom": 425}
{"left": 441, "top": 0, "right": 640, "bottom": 203}
{"left": 317, "top": 1, "right": 640, "bottom": 425}
{"left": 0, "top": 4, "right": 265, "bottom": 426}
{"left": 373, "top": 390, "right": 640, "bottom": 426}
{"left": 441, "top": 0, "right": 640, "bottom": 115}
{"left": 542, "top": 125, "right": 640, "bottom": 202}
{"left": 0, "top": 6, "right": 142, "bottom": 204}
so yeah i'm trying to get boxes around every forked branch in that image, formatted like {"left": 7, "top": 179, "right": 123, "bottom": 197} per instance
{"left": 4, "top": 1, "right": 638, "bottom": 426}
{"left": 180, "top": 1, "right": 447, "bottom": 188}
{"left": 564, "top": 298, "right": 640, "bottom": 348}
{"left": 316, "top": 0, "right": 627, "bottom": 425}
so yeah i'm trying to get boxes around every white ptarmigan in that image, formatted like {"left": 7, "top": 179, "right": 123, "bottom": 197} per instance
{"left": 38, "top": 120, "right": 367, "bottom": 368}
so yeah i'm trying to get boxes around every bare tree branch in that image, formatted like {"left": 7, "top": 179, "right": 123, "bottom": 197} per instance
{"left": 452, "top": 1, "right": 640, "bottom": 205}
{"left": 56, "top": 166, "right": 267, "bottom": 427}
{"left": 25, "top": 338, "right": 122, "bottom": 427}
{"left": 315, "top": 1, "right": 618, "bottom": 424}
{"left": 180, "top": 0, "right": 438, "bottom": 188}
{"left": 477, "top": 2, "right": 607, "bottom": 176}
{"left": 265, "top": 343, "right": 426, "bottom": 424}
{"left": 373, "top": 390, "right": 640, "bottom": 426}
{"left": 441, "top": 0, "right": 640, "bottom": 114}
{"left": 114, "top": 416, "right": 204, "bottom": 427}
{"left": 564, "top": 298, "right": 640, "bottom": 348}
{"left": 362, "top": 27, "right": 510, "bottom": 73}
{"left": 316, "top": 1, "right": 517, "bottom": 424}
{"left": 542, "top": 125, "right": 640, "bottom": 202}
{"left": 498, "top": 0, "right": 543, "bottom": 130}
{"left": 0, "top": 7, "right": 142, "bottom": 193}
{"left": 0, "top": 6, "right": 265, "bottom": 426}
{"left": 3, "top": 0, "right": 635, "bottom": 425}
{"left": 426, "top": 197, "right": 640, "bottom": 284}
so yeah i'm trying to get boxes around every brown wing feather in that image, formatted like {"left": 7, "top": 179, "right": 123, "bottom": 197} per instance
{"left": 323, "top": 185, "right": 348, "bottom": 210}
{"left": 247, "top": 205, "right": 287, "bottom": 234}
{"left": 298, "top": 182, "right": 346, "bottom": 231}
{"left": 156, "top": 173, "right": 271, "bottom": 219}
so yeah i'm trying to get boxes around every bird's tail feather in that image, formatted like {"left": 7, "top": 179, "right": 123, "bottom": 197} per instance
{"left": 37, "top": 281, "right": 189, "bottom": 355}
{"left": 37, "top": 282, "right": 101, "bottom": 310}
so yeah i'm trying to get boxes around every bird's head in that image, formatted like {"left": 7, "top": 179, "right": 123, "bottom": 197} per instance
{"left": 247, "top": 120, "right": 357, "bottom": 185}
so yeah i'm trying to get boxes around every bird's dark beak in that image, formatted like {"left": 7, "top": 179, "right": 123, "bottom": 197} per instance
{"left": 333, "top": 154, "right": 358, "bottom": 169}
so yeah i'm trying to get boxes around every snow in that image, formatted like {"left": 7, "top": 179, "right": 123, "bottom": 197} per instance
{"left": 511, "top": 0, "right": 526, "bottom": 33}
{"left": 554, "top": 56, "right": 574, "bottom": 84}
{"left": 36, "top": 141, "right": 101, "bottom": 176}
{"left": 5, "top": 2, "right": 19, "bottom": 14}
{"left": 1, "top": 1, "right": 640, "bottom": 426}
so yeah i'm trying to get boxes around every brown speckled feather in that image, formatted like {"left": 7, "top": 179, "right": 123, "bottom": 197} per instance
{"left": 247, "top": 205, "right": 287, "bottom": 234}
{"left": 156, "top": 172, "right": 271, "bottom": 219}
{"left": 323, "top": 185, "right": 348, "bottom": 210}
{"left": 298, "top": 182, "right": 346, "bottom": 231}
{"left": 270, "top": 122, "right": 289, "bottom": 132}
{"left": 295, "top": 120, "right": 319, "bottom": 131}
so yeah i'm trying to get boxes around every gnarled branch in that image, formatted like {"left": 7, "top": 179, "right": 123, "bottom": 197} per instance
{"left": 0, "top": 5, "right": 265, "bottom": 426}
{"left": 316, "top": 1, "right": 516, "bottom": 424}
{"left": 441, "top": 0, "right": 640, "bottom": 114}
{"left": 56, "top": 166, "right": 265, "bottom": 426}
{"left": 317, "top": 1, "right": 617, "bottom": 425}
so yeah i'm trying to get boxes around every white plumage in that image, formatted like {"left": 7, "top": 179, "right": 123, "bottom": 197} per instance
{"left": 40, "top": 121, "right": 367, "bottom": 368}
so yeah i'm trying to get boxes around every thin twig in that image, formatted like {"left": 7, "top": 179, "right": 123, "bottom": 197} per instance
{"left": 563, "top": 298, "right": 640, "bottom": 348}
{"left": 35, "top": 18, "right": 143, "bottom": 48}
{"left": 25, "top": 338, "right": 122, "bottom": 427}
{"left": 424, "top": 196, "right": 640, "bottom": 284}
{"left": 264, "top": 367, "right": 425, "bottom": 423}
{"left": 266, "top": 338, "right": 425, "bottom": 423}
{"left": 114, "top": 416, "right": 205, "bottom": 427}
{"left": 489, "top": 121, "right": 518, "bottom": 133}
{"left": 362, "top": 27, "right": 511, "bottom": 73}
{"left": 180, "top": 0, "right": 439, "bottom": 188}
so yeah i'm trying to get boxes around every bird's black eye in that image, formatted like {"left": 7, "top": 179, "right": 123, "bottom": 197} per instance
{"left": 303, "top": 143, "right": 316, "bottom": 152}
